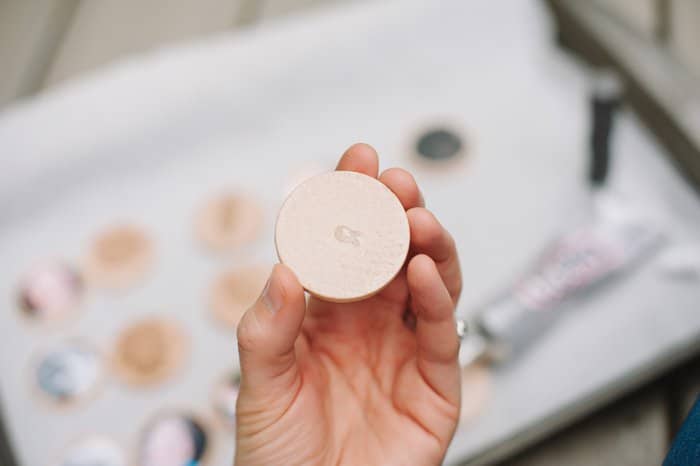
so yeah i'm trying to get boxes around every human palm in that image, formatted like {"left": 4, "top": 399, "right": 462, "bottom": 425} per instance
{"left": 235, "top": 144, "right": 462, "bottom": 466}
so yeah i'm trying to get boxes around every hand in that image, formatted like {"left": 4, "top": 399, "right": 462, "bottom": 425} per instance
{"left": 235, "top": 144, "right": 462, "bottom": 466}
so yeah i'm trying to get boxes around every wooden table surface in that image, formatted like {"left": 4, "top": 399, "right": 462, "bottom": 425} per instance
{"left": 0, "top": 1, "right": 697, "bottom": 464}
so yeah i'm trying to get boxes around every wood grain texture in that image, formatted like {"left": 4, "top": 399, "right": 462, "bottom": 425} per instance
{"left": 276, "top": 171, "right": 409, "bottom": 302}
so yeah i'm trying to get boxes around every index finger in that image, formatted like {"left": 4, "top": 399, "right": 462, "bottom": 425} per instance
{"left": 335, "top": 143, "right": 379, "bottom": 178}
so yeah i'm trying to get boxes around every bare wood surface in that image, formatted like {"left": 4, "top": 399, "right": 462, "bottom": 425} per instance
{"left": 496, "top": 387, "right": 669, "bottom": 466}
{"left": 0, "top": 0, "right": 78, "bottom": 105}
{"left": 260, "top": 0, "right": 329, "bottom": 18}
{"left": 669, "top": 0, "right": 700, "bottom": 79}
{"left": 43, "top": 0, "right": 244, "bottom": 87}
{"left": 590, "top": 0, "right": 659, "bottom": 39}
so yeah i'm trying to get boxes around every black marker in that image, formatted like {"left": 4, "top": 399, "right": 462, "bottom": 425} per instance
{"left": 589, "top": 70, "right": 622, "bottom": 187}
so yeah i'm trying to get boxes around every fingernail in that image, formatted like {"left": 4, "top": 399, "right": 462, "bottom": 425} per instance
{"left": 418, "top": 189, "right": 426, "bottom": 207}
{"left": 262, "top": 277, "right": 283, "bottom": 315}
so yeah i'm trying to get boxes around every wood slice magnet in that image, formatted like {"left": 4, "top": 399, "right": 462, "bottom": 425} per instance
{"left": 275, "top": 171, "right": 409, "bottom": 302}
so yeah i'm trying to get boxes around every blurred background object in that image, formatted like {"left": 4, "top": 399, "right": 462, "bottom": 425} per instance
{"left": 0, "top": 0, "right": 358, "bottom": 106}
{"left": 0, "top": 1, "right": 700, "bottom": 466}
{"left": 670, "top": 1, "right": 700, "bottom": 78}
{"left": 549, "top": 0, "right": 700, "bottom": 187}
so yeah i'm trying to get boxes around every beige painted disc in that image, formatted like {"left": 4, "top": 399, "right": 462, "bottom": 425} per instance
{"left": 275, "top": 171, "right": 410, "bottom": 302}
{"left": 83, "top": 225, "right": 153, "bottom": 289}
{"left": 112, "top": 318, "right": 186, "bottom": 387}
{"left": 195, "top": 193, "right": 263, "bottom": 252}
{"left": 209, "top": 265, "right": 270, "bottom": 329}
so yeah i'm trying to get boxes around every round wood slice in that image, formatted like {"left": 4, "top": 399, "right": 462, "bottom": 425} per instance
{"left": 275, "top": 171, "right": 410, "bottom": 302}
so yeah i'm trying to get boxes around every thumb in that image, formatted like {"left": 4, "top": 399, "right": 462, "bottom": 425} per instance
{"left": 236, "top": 263, "right": 306, "bottom": 395}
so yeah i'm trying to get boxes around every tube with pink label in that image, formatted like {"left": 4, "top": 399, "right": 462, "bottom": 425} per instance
{"left": 460, "top": 202, "right": 665, "bottom": 365}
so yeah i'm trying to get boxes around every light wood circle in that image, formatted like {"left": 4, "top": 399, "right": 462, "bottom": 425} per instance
{"left": 209, "top": 266, "right": 269, "bottom": 329}
{"left": 83, "top": 224, "right": 153, "bottom": 289}
{"left": 112, "top": 318, "right": 186, "bottom": 387}
{"left": 195, "top": 193, "right": 263, "bottom": 252}
{"left": 275, "top": 171, "right": 409, "bottom": 302}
